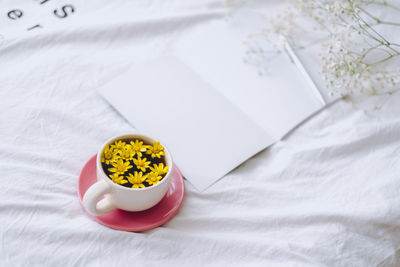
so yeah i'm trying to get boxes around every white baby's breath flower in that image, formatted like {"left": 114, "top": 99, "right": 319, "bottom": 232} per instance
{"left": 231, "top": 0, "right": 400, "bottom": 105}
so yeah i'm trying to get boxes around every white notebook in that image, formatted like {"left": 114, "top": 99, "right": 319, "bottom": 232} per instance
{"left": 99, "top": 12, "right": 338, "bottom": 191}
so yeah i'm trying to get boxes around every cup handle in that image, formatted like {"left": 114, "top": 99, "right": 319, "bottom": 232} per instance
{"left": 83, "top": 180, "right": 116, "bottom": 216}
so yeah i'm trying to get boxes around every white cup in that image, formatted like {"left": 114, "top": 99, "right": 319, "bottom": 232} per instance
{"left": 83, "top": 133, "right": 173, "bottom": 216}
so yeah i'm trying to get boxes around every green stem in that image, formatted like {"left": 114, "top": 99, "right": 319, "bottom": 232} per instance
{"left": 368, "top": 53, "right": 400, "bottom": 66}
{"left": 361, "top": 1, "right": 400, "bottom": 12}
{"left": 355, "top": 11, "right": 390, "bottom": 45}
{"left": 379, "top": 21, "right": 400, "bottom": 26}
{"left": 359, "top": 6, "right": 400, "bottom": 26}
{"left": 356, "top": 16, "right": 400, "bottom": 54}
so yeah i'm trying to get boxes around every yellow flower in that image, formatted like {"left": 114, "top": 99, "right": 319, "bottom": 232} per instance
{"left": 130, "top": 140, "right": 148, "bottom": 157}
{"left": 149, "top": 163, "right": 169, "bottom": 176}
{"left": 101, "top": 145, "right": 118, "bottom": 165}
{"left": 109, "top": 173, "right": 128, "bottom": 185}
{"left": 132, "top": 156, "right": 151, "bottom": 172}
{"left": 109, "top": 159, "right": 133, "bottom": 174}
{"left": 146, "top": 141, "right": 165, "bottom": 158}
{"left": 127, "top": 171, "right": 147, "bottom": 188}
{"left": 118, "top": 146, "right": 133, "bottom": 161}
{"left": 146, "top": 172, "right": 162, "bottom": 186}
{"left": 111, "top": 140, "right": 127, "bottom": 151}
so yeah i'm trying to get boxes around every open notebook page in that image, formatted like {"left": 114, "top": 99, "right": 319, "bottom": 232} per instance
{"left": 174, "top": 12, "right": 331, "bottom": 140}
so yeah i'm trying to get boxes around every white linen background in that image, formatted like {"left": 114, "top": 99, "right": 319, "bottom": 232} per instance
{"left": 1, "top": 0, "right": 400, "bottom": 266}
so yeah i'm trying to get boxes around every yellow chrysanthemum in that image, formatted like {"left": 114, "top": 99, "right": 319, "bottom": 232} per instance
{"left": 149, "top": 163, "right": 169, "bottom": 176}
{"left": 146, "top": 172, "right": 162, "bottom": 186}
{"left": 109, "top": 159, "right": 133, "bottom": 174}
{"left": 101, "top": 145, "right": 118, "bottom": 165}
{"left": 109, "top": 173, "right": 128, "bottom": 185}
{"left": 118, "top": 146, "right": 134, "bottom": 161}
{"left": 111, "top": 140, "right": 127, "bottom": 152}
{"left": 132, "top": 157, "right": 151, "bottom": 172}
{"left": 127, "top": 171, "right": 147, "bottom": 188}
{"left": 146, "top": 141, "right": 165, "bottom": 158}
{"left": 130, "top": 140, "right": 148, "bottom": 157}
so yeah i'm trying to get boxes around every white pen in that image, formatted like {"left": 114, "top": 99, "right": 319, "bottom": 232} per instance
{"left": 281, "top": 36, "right": 326, "bottom": 105}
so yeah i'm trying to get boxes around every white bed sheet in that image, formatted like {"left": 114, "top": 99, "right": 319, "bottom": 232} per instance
{"left": 1, "top": 0, "right": 400, "bottom": 266}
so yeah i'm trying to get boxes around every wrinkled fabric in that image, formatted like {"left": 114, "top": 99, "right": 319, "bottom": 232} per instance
{"left": 1, "top": 1, "right": 400, "bottom": 266}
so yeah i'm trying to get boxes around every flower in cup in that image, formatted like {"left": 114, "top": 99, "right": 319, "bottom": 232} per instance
{"left": 101, "top": 145, "right": 118, "bottom": 165}
{"left": 146, "top": 172, "right": 162, "bottom": 186}
{"left": 111, "top": 140, "right": 127, "bottom": 152}
{"left": 118, "top": 146, "right": 133, "bottom": 161}
{"left": 109, "top": 159, "right": 133, "bottom": 174}
{"left": 149, "top": 163, "right": 169, "bottom": 176}
{"left": 109, "top": 173, "right": 128, "bottom": 185}
{"left": 129, "top": 140, "right": 148, "bottom": 157}
{"left": 146, "top": 141, "right": 165, "bottom": 158}
{"left": 133, "top": 156, "right": 151, "bottom": 172}
{"left": 102, "top": 137, "right": 168, "bottom": 188}
{"left": 127, "top": 171, "right": 147, "bottom": 188}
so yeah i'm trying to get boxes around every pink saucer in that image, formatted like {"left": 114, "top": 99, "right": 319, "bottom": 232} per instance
{"left": 77, "top": 155, "right": 185, "bottom": 232}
